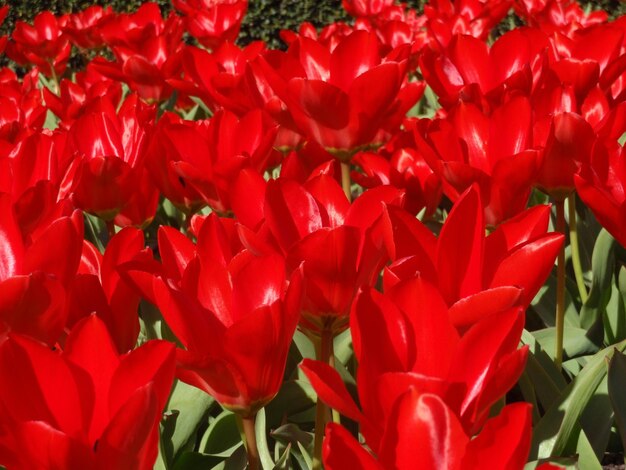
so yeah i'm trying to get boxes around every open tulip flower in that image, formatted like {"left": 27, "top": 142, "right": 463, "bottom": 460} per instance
{"left": 6, "top": 11, "right": 71, "bottom": 78}
{"left": 414, "top": 96, "right": 539, "bottom": 226}
{"left": 169, "top": 108, "right": 279, "bottom": 214}
{"left": 383, "top": 185, "right": 563, "bottom": 319}
{"left": 261, "top": 29, "right": 424, "bottom": 157}
{"left": 236, "top": 174, "right": 403, "bottom": 334}
{"left": 575, "top": 139, "right": 626, "bottom": 248}
{"left": 172, "top": 0, "right": 248, "bottom": 50}
{"left": 92, "top": 3, "right": 185, "bottom": 103}
{"left": 68, "top": 228, "right": 153, "bottom": 353}
{"left": 60, "top": 94, "right": 155, "bottom": 222}
{"left": 139, "top": 215, "right": 303, "bottom": 417}
{"left": 322, "top": 397, "right": 532, "bottom": 470}
{"left": 0, "top": 315, "right": 176, "bottom": 470}
{"left": 419, "top": 29, "right": 548, "bottom": 110}
{"left": 0, "top": 191, "right": 83, "bottom": 345}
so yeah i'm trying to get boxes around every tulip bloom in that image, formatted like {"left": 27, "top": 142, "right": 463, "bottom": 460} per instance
{"left": 134, "top": 215, "right": 303, "bottom": 417}
{"left": 60, "top": 95, "right": 155, "bottom": 222}
{"left": 0, "top": 315, "right": 176, "bottom": 470}
{"left": 6, "top": 11, "right": 71, "bottom": 78}
{"left": 261, "top": 29, "right": 423, "bottom": 156}
{"left": 322, "top": 397, "right": 532, "bottom": 470}
{"left": 383, "top": 185, "right": 564, "bottom": 319}
{"left": 575, "top": 141, "right": 626, "bottom": 248}
{"left": 172, "top": 0, "right": 248, "bottom": 50}
{"left": 68, "top": 228, "right": 153, "bottom": 353}
{"left": 414, "top": 96, "right": 538, "bottom": 226}
{"left": 0, "top": 191, "right": 83, "bottom": 345}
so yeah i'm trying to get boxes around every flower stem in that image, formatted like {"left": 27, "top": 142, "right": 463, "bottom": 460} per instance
{"left": 313, "top": 324, "right": 334, "bottom": 470}
{"left": 568, "top": 194, "right": 588, "bottom": 303}
{"left": 555, "top": 199, "right": 566, "bottom": 370}
{"left": 341, "top": 162, "right": 352, "bottom": 203}
{"left": 242, "top": 414, "right": 259, "bottom": 470}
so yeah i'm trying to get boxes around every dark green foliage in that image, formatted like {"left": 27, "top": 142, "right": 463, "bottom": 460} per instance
{"left": 0, "top": 0, "right": 624, "bottom": 50}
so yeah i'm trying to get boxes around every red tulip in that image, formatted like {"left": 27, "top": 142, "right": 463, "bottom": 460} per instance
{"left": 172, "top": 41, "right": 266, "bottom": 115}
{"left": 139, "top": 215, "right": 303, "bottom": 416}
{"left": 93, "top": 3, "right": 185, "bottom": 103}
{"left": 170, "top": 109, "right": 278, "bottom": 214}
{"left": 172, "top": 0, "right": 248, "bottom": 49}
{"left": 534, "top": 111, "right": 596, "bottom": 200}
{"left": 6, "top": 11, "right": 71, "bottom": 78}
{"left": 68, "top": 228, "right": 153, "bottom": 353}
{"left": 322, "top": 397, "right": 532, "bottom": 470}
{"left": 383, "top": 184, "right": 563, "bottom": 314}
{"left": 62, "top": 5, "right": 113, "bottom": 50}
{"left": 419, "top": 29, "right": 548, "bottom": 109}
{"left": 60, "top": 94, "right": 155, "bottom": 222}
{"left": 342, "top": 0, "right": 394, "bottom": 18}
{"left": 575, "top": 139, "right": 626, "bottom": 248}
{"left": 0, "top": 191, "right": 83, "bottom": 345}
{"left": 241, "top": 175, "right": 402, "bottom": 333}
{"left": 414, "top": 96, "right": 538, "bottom": 226}
{"left": 261, "top": 29, "right": 423, "bottom": 156}
{"left": 0, "top": 315, "right": 176, "bottom": 470}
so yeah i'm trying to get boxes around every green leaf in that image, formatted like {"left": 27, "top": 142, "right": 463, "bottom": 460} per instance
{"left": 255, "top": 408, "right": 275, "bottom": 470}
{"left": 210, "top": 445, "right": 247, "bottom": 470}
{"left": 580, "top": 228, "right": 616, "bottom": 330}
{"left": 579, "top": 371, "right": 614, "bottom": 461}
{"left": 521, "top": 330, "right": 566, "bottom": 411}
{"left": 271, "top": 424, "right": 314, "bottom": 456}
{"left": 531, "top": 340, "right": 626, "bottom": 460}
{"left": 172, "top": 452, "right": 213, "bottom": 470}
{"left": 43, "top": 109, "right": 59, "bottom": 130}
{"left": 272, "top": 443, "right": 291, "bottom": 470}
{"left": 200, "top": 410, "right": 241, "bottom": 457}
{"left": 164, "top": 381, "right": 215, "bottom": 462}
{"left": 605, "top": 267, "right": 626, "bottom": 344}
{"left": 265, "top": 380, "right": 316, "bottom": 428}
{"left": 575, "top": 429, "right": 602, "bottom": 470}
{"left": 531, "top": 272, "right": 580, "bottom": 328}
{"left": 608, "top": 350, "right": 626, "bottom": 451}
{"left": 531, "top": 326, "right": 600, "bottom": 361}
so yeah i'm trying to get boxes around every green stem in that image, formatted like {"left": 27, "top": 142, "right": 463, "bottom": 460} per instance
{"left": 242, "top": 414, "right": 259, "bottom": 470}
{"left": 555, "top": 199, "right": 566, "bottom": 370}
{"left": 313, "top": 325, "right": 334, "bottom": 470}
{"left": 341, "top": 162, "right": 352, "bottom": 203}
{"left": 568, "top": 194, "right": 588, "bottom": 303}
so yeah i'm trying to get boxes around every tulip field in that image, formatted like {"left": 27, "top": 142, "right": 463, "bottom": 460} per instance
{"left": 1, "top": 0, "right": 626, "bottom": 468}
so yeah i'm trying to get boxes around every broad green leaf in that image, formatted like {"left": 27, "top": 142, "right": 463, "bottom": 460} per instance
{"left": 172, "top": 452, "right": 213, "bottom": 470}
{"left": 156, "top": 410, "right": 180, "bottom": 469}
{"left": 293, "top": 331, "right": 316, "bottom": 362}
{"left": 531, "top": 326, "right": 599, "bottom": 361}
{"left": 608, "top": 350, "right": 626, "bottom": 451}
{"left": 575, "top": 429, "right": 602, "bottom": 470}
{"left": 579, "top": 362, "right": 614, "bottom": 460}
{"left": 605, "top": 267, "right": 626, "bottom": 344}
{"left": 165, "top": 381, "right": 215, "bottom": 461}
{"left": 210, "top": 445, "right": 247, "bottom": 470}
{"left": 333, "top": 329, "right": 353, "bottom": 366}
{"left": 531, "top": 340, "right": 626, "bottom": 460}
{"left": 266, "top": 380, "right": 316, "bottom": 428}
{"left": 256, "top": 408, "right": 275, "bottom": 470}
{"left": 200, "top": 410, "right": 241, "bottom": 457}
{"left": 531, "top": 272, "right": 580, "bottom": 328}
{"left": 580, "top": 229, "right": 616, "bottom": 330}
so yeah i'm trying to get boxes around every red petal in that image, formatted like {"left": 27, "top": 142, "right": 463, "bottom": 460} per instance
{"left": 323, "top": 423, "right": 382, "bottom": 470}
{"left": 300, "top": 358, "right": 364, "bottom": 422}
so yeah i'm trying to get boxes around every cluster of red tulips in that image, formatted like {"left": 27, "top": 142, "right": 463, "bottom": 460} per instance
{"left": 0, "top": 0, "right": 626, "bottom": 468}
